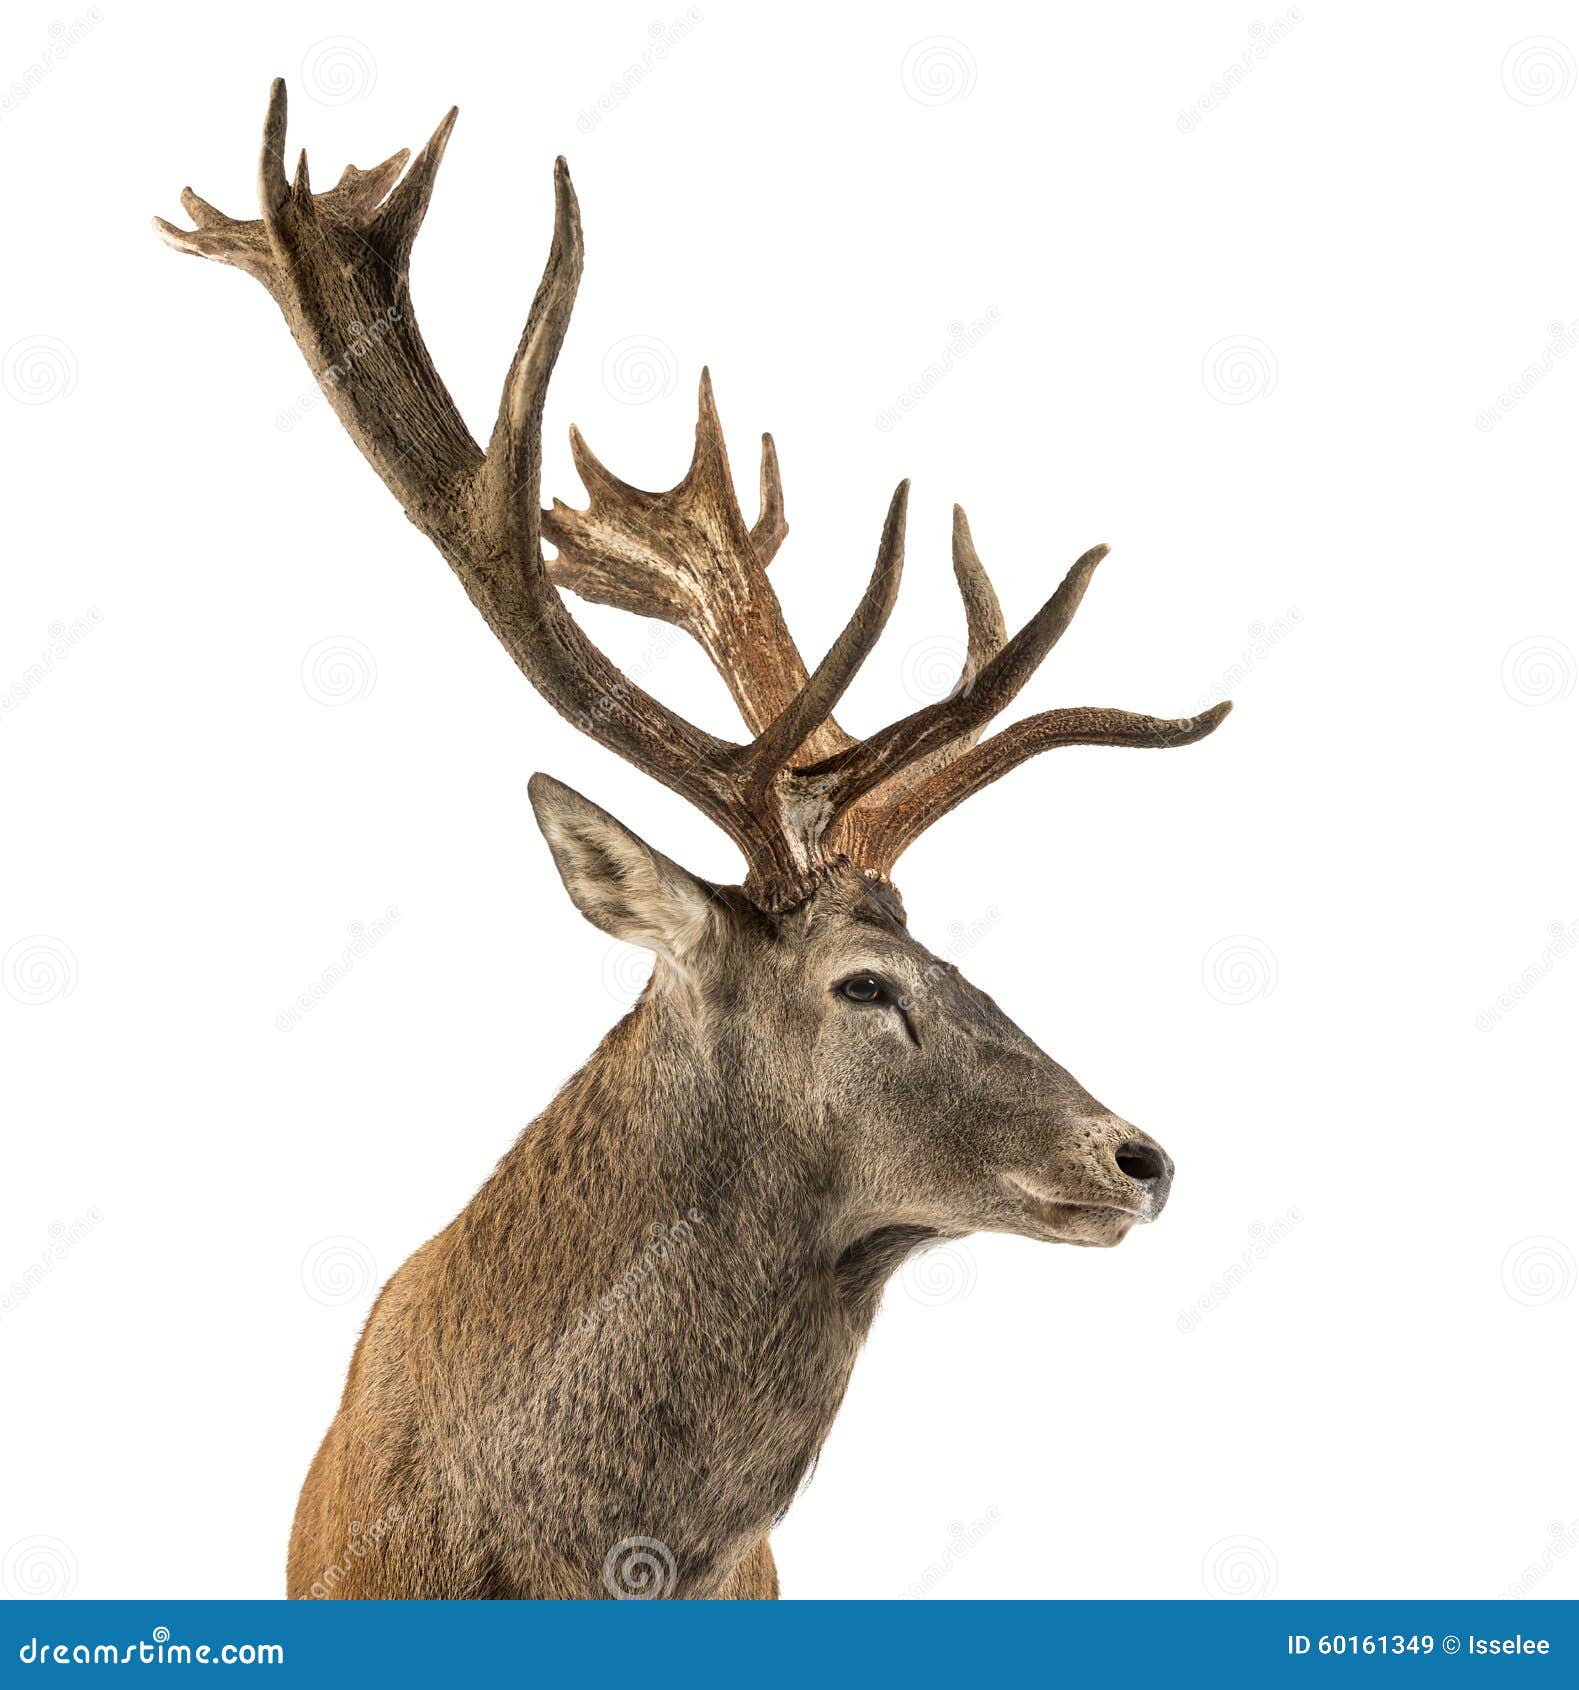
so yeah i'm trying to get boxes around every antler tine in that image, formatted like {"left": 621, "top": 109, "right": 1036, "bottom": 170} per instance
{"left": 258, "top": 77, "right": 290, "bottom": 221}
{"left": 799, "top": 542, "right": 1110, "bottom": 819}
{"left": 859, "top": 701, "right": 1233, "bottom": 872}
{"left": 483, "top": 162, "right": 768, "bottom": 860}
{"left": 541, "top": 368, "right": 847, "bottom": 754}
{"left": 373, "top": 106, "right": 459, "bottom": 267}
{"left": 159, "top": 86, "right": 1230, "bottom": 908}
{"left": 744, "top": 482, "right": 908, "bottom": 785}
{"left": 855, "top": 503, "right": 1008, "bottom": 809}
{"left": 950, "top": 505, "right": 1008, "bottom": 687}
{"left": 752, "top": 433, "right": 788, "bottom": 564}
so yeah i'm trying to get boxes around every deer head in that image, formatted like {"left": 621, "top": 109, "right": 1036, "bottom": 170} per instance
{"left": 156, "top": 84, "right": 1228, "bottom": 1258}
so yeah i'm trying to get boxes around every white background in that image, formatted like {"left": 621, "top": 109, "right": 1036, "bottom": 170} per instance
{"left": 2, "top": 0, "right": 1576, "bottom": 1602}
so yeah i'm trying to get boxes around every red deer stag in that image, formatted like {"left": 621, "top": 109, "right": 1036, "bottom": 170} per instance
{"left": 157, "top": 84, "right": 1231, "bottom": 1600}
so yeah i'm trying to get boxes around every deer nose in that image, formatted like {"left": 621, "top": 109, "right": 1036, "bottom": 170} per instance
{"left": 1114, "top": 1140, "right": 1169, "bottom": 1185}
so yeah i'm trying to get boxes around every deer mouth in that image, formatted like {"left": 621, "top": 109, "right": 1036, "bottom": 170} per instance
{"left": 1002, "top": 1177, "right": 1146, "bottom": 1248}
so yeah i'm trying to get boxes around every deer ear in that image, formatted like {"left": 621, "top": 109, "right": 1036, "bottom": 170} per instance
{"left": 528, "top": 773, "right": 718, "bottom": 965}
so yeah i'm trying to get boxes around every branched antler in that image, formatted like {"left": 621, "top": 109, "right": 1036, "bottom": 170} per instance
{"left": 157, "top": 82, "right": 1229, "bottom": 909}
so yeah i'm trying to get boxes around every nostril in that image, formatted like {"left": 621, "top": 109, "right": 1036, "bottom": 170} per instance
{"left": 1115, "top": 1141, "right": 1166, "bottom": 1183}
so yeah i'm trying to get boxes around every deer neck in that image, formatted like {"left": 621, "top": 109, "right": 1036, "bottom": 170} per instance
{"left": 466, "top": 988, "right": 925, "bottom": 1589}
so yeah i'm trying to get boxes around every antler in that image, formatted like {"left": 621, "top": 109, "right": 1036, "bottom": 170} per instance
{"left": 157, "top": 82, "right": 1229, "bottom": 909}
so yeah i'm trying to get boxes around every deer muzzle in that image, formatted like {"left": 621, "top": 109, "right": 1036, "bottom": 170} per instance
{"left": 1004, "top": 1120, "right": 1174, "bottom": 1246}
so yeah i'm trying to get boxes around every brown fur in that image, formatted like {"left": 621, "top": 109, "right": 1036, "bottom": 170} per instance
{"left": 286, "top": 843, "right": 1174, "bottom": 1599}
{"left": 155, "top": 87, "right": 1218, "bottom": 1600}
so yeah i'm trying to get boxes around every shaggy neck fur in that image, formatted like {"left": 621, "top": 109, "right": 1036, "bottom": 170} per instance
{"left": 304, "top": 983, "right": 933, "bottom": 1599}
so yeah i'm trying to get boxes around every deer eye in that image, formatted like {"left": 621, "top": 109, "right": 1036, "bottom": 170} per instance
{"left": 839, "top": 973, "right": 886, "bottom": 1004}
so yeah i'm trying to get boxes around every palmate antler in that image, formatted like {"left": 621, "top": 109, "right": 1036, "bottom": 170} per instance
{"left": 156, "top": 83, "right": 1229, "bottom": 909}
